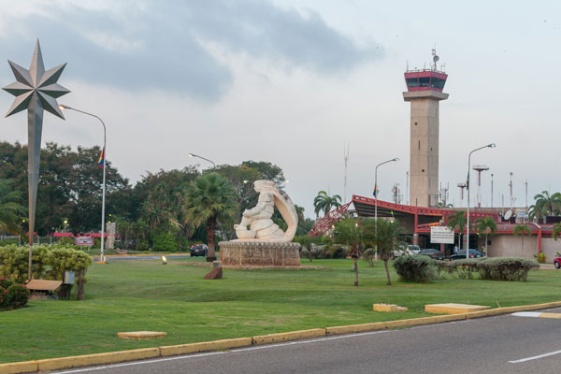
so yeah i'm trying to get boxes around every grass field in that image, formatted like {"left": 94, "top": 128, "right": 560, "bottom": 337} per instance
{"left": 1, "top": 257, "right": 561, "bottom": 363}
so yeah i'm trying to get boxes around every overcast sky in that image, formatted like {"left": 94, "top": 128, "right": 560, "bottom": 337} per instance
{"left": 1, "top": 0, "right": 560, "bottom": 218}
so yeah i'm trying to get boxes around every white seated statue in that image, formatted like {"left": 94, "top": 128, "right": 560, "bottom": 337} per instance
{"left": 234, "top": 180, "right": 297, "bottom": 242}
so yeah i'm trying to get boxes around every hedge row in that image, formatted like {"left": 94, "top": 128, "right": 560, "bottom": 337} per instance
{"left": 0, "top": 245, "right": 93, "bottom": 301}
{"left": 393, "top": 256, "right": 540, "bottom": 283}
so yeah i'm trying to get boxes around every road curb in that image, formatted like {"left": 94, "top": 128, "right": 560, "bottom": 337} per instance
{"left": 3, "top": 301, "right": 561, "bottom": 374}
{"left": 252, "top": 328, "right": 326, "bottom": 345}
{"left": 159, "top": 338, "right": 253, "bottom": 357}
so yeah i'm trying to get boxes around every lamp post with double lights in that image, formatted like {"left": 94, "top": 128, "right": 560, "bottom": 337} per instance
{"left": 60, "top": 104, "right": 107, "bottom": 263}
{"left": 466, "top": 143, "right": 496, "bottom": 259}
{"left": 374, "top": 157, "right": 399, "bottom": 255}
{"left": 188, "top": 153, "right": 216, "bottom": 169}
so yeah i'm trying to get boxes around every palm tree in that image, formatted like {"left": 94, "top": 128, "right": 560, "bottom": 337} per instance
{"left": 184, "top": 173, "right": 238, "bottom": 261}
{"left": 552, "top": 223, "right": 561, "bottom": 241}
{"left": 529, "top": 191, "right": 561, "bottom": 223}
{"left": 475, "top": 216, "right": 497, "bottom": 255}
{"left": 363, "top": 218, "right": 405, "bottom": 286}
{"left": 446, "top": 210, "right": 467, "bottom": 250}
{"left": 513, "top": 225, "right": 531, "bottom": 236}
{"left": 333, "top": 218, "right": 362, "bottom": 286}
{"left": 0, "top": 179, "right": 26, "bottom": 235}
{"left": 313, "top": 190, "right": 342, "bottom": 218}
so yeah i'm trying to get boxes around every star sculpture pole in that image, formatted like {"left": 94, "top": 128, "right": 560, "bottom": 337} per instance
{"left": 3, "top": 40, "right": 69, "bottom": 281}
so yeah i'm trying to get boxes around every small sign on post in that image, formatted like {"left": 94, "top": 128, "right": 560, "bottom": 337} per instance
{"left": 430, "top": 226, "right": 454, "bottom": 244}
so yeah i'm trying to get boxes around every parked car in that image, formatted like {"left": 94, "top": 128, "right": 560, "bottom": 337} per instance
{"left": 554, "top": 256, "right": 561, "bottom": 269}
{"left": 418, "top": 248, "right": 445, "bottom": 261}
{"left": 450, "top": 249, "right": 484, "bottom": 261}
{"left": 407, "top": 245, "right": 421, "bottom": 254}
{"left": 190, "top": 244, "right": 208, "bottom": 257}
{"left": 392, "top": 244, "right": 420, "bottom": 258}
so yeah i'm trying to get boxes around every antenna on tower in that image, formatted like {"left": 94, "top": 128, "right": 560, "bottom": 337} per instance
{"left": 432, "top": 48, "right": 439, "bottom": 71}
{"left": 344, "top": 143, "right": 350, "bottom": 203}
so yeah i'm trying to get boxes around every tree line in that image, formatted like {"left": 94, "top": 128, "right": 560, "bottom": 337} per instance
{"left": 0, "top": 141, "right": 314, "bottom": 251}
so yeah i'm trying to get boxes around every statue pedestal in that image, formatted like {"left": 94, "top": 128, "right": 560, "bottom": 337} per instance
{"left": 218, "top": 241, "right": 301, "bottom": 267}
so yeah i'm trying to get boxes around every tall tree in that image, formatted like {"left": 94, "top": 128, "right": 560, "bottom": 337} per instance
{"left": 475, "top": 216, "right": 497, "bottom": 255}
{"left": 313, "top": 190, "right": 342, "bottom": 218}
{"left": 184, "top": 173, "right": 238, "bottom": 261}
{"left": 0, "top": 179, "right": 26, "bottom": 234}
{"left": 363, "top": 218, "right": 405, "bottom": 286}
{"left": 241, "top": 161, "right": 285, "bottom": 186}
{"left": 447, "top": 210, "right": 467, "bottom": 250}
{"left": 333, "top": 218, "right": 362, "bottom": 286}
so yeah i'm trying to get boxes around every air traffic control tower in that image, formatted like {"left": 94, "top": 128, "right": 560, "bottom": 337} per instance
{"left": 403, "top": 50, "right": 448, "bottom": 207}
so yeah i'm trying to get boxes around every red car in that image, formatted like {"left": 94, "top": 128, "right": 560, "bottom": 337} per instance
{"left": 554, "top": 256, "right": 561, "bottom": 269}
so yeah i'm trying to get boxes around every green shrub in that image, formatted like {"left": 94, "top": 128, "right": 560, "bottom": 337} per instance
{"left": 6, "top": 284, "right": 29, "bottom": 308}
{"left": 477, "top": 257, "right": 539, "bottom": 281}
{"left": 433, "top": 261, "right": 453, "bottom": 279}
{"left": 151, "top": 232, "right": 178, "bottom": 252}
{"left": 56, "top": 237, "right": 75, "bottom": 246}
{"left": 393, "top": 255, "right": 437, "bottom": 283}
{"left": 0, "top": 278, "right": 12, "bottom": 289}
{"left": 331, "top": 246, "right": 348, "bottom": 259}
{"left": 534, "top": 252, "right": 546, "bottom": 264}
{"left": 448, "top": 259, "right": 481, "bottom": 279}
{"left": 0, "top": 245, "right": 29, "bottom": 283}
{"left": 0, "top": 287, "right": 8, "bottom": 308}
{"left": 0, "top": 245, "right": 93, "bottom": 284}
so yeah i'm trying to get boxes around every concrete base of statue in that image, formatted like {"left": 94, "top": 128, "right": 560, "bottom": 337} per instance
{"left": 218, "top": 241, "right": 301, "bottom": 267}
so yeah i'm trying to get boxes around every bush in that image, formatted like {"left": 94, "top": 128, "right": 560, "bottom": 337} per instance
{"left": 0, "top": 278, "right": 12, "bottom": 289}
{"left": 0, "top": 279, "right": 28, "bottom": 310}
{"left": 0, "top": 245, "right": 93, "bottom": 301}
{"left": 151, "top": 232, "right": 178, "bottom": 252}
{"left": 447, "top": 259, "right": 481, "bottom": 279}
{"left": 331, "top": 245, "right": 348, "bottom": 259}
{"left": 393, "top": 255, "right": 437, "bottom": 283}
{"left": 6, "top": 284, "right": 29, "bottom": 308}
{"left": 534, "top": 252, "right": 546, "bottom": 264}
{"left": 0, "top": 287, "right": 8, "bottom": 308}
{"left": 477, "top": 257, "right": 540, "bottom": 281}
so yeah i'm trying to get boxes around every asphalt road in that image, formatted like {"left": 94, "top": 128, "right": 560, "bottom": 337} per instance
{"left": 52, "top": 307, "right": 561, "bottom": 374}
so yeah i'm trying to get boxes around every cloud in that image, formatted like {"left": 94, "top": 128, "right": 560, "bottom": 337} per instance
{"left": 0, "top": 0, "right": 383, "bottom": 102}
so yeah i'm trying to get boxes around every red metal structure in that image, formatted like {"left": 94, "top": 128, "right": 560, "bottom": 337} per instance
{"left": 308, "top": 202, "right": 353, "bottom": 237}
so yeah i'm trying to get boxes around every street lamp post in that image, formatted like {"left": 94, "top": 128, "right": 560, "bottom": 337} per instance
{"left": 188, "top": 153, "right": 216, "bottom": 169}
{"left": 59, "top": 104, "right": 107, "bottom": 263}
{"left": 466, "top": 143, "right": 496, "bottom": 259}
{"left": 374, "top": 157, "right": 399, "bottom": 254}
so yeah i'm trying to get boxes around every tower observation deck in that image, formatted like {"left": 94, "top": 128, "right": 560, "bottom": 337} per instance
{"left": 403, "top": 50, "right": 448, "bottom": 207}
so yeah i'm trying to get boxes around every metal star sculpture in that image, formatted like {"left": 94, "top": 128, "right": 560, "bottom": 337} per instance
{"left": 3, "top": 40, "right": 69, "bottom": 280}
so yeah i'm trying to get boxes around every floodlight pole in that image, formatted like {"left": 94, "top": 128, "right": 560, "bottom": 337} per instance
{"left": 466, "top": 143, "right": 496, "bottom": 259}
{"left": 60, "top": 104, "right": 107, "bottom": 263}
{"left": 188, "top": 153, "right": 216, "bottom": 169}
{"left": 374, "top": 157, "right": 399, "bottom": 255}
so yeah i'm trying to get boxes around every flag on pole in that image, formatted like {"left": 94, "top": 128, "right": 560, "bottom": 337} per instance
{"left": 98, "top": 148, "right": 105, "bottom": 167}
{"left": 372, "top": 184, "right": 377, "bottom": 197}
{"left": 466, "top": 172, "right": 469, "bottom": 190}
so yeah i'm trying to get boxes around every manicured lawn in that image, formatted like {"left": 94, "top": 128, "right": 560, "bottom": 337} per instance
{"left": 1, "top": 257, "right": 561, "bottom": 363}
